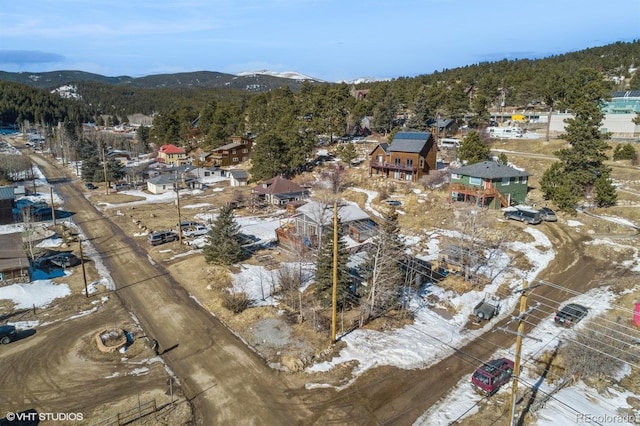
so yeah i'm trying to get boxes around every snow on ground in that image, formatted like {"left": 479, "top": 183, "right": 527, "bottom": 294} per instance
{"left": 97, "top": 189, "right": 178, "bottom": 209}
{"left": 417, "top": 287, "right": 627, "bottom": 425}
{"left": 231, "top": 262, "right": 315, "bottom": 306}
{"left": 307, "top": 227, "right": 555, "bottom": 383}
{"left": 235, "top": 215, "right": 283, "bottom": 243}
{"left": 4, "top": 153, "right": 640, "bottom": 422}
{"left": 0, "top": 280, "right": 71, "bottom": 309}
{"left": 348, "top": 187, "right": 382, "bottom": 218}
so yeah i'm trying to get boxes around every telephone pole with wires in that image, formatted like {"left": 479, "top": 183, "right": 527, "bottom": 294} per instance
{"left": 504, "top": 281, "right": 542, "bottom": 426}
{"left": 330, "top": 200, "right": 338, "bottom": 344}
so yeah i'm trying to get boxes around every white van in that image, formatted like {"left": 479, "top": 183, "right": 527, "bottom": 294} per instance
{"left": 439, "top": 138, "right": 461, "bottom": 149}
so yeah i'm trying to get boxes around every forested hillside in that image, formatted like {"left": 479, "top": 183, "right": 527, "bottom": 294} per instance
{"left": 0, "top": 40, "right": 638, "bottom": 159}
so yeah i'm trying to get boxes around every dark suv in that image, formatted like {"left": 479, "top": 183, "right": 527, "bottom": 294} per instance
{"left": 554, "top": 303, "right": 588, "bottom": 327}
{"left": 504, "top": 207, "right": 542, "bottom": 225}
{"left": 0, "top": 325, "right": 18, "bottom": 344}
{"left": 148, "top": 231, "right": 179, "bottom": 246}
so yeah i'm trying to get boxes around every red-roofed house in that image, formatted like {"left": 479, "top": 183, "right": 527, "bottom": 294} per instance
{"left": 157, "top": 144, "right": 189, "bottom": 166}
{"left": 251, "top": 176, "right": 310, "bottom": 206}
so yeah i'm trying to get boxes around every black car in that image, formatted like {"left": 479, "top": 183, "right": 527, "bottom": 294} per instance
{"left": 554, "top": 303, "right": 588, "bottom": 327}
{"left": 85, "top": 182, "right": 97, "bottom": 190}
{"left": 0, "top": 325, "right": 18, "bottom": 344}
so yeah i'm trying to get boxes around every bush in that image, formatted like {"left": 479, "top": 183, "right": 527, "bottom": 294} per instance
{"left": 419, "top": 169, "right": 450, "bottom": 189}
{"left": 613, "top": 143, "right": 637, "bottom": 162}
{"left": 222, "top": 291, "right": 251, "bottom": 314}
{"left": 560, "top": 317, "right": 640, "bottom": 384}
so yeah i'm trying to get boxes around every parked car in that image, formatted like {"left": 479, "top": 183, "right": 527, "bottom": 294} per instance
{"left": 182, "top": 225, "right": 210, "bottom": 238}
{"left": 539, "top": 207, "right": 558, "bottom": 222}
{"left": 178, "top": 221, "right": 202, "bottom": 229}
{"left": 554, "top": 303, "right": 588, "bottom": 328}
{"left": 85, "top": 182, "right": 97, "bottom": 190}
{"left": 471, "top": 358, "right": 514, "bottom": 395}
{"left": 48, "top": 252, "right": 81, "bottom": 268}
{"left": 503, "top": 207, "right": 542, "bottom": 225}
{"left": 148, "top": 231, "right": 179, "bottom": 246}
{"left": 113, "top": 182, "right": 131, "bottom": 191}
{"left": 0, "top": 324, "right": 18, "bottom": 344}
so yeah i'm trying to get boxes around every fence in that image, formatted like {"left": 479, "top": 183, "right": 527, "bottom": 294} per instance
{"left": 91, "top": 399, "right": 157, "bottom": 426}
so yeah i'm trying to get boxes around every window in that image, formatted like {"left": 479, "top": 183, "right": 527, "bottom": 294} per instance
{"left": 406, "top": 159, "right": 413, "bottom": 167}
{"left": 420, "top": 158, "right": 424, "bottom": 168}
{"left": 394, "top": 158, "right": 401, "bottom": 166}
{"left": 451, "top": 173, "right": 460, "bottom": 179}
{"left": 242, "top": 156, "right": 248, "bottom": 161}
{"left": 502, "top": 177, "right": 510, "bottom": 186}
{"left": 242, "top": 148, "right": 248, "bottom": 153}
{"left": 232, "top": 149, "right": 237, "bottom": 154}
{"left": 232, "top": 157, "right": 239, "bottom": 162}
{"left": 469, "top": 177, "right": 481, "bottom": 186}
{"left": 377, "top": 155, "right": 384, "bottom": 163}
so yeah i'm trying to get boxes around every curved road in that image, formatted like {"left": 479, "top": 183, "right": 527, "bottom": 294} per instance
{"left": 28, "top": 152, "right": 308, "bottom": 425}
{"left": 27, "top": 147, "right": 620, "bottom": 425}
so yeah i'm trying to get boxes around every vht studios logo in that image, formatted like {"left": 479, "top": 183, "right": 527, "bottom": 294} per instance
{"left": 5, "top": 411, "right": 84, "bottom": 422}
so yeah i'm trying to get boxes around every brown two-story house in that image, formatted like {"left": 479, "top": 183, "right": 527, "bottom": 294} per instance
{"left": 205, "top": 134, "right": 254, "bottom": 167}
{"left": 369, "top": 131, "right": 437, "bottom": 182}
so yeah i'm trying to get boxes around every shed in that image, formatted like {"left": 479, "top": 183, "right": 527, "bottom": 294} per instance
{"left": 0, "top": 232, "right": 31, "bottom": 285}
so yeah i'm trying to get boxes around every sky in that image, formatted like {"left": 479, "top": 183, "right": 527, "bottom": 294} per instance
{"left": 1, "top": 136, "right": 640, "bottom": 423}
{"left": 0, "top": 0, "right": 638, "bottom": 83}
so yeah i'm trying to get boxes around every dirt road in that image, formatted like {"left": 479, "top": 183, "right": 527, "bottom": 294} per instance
{"left": 14, "top": 148, "right": 620, "bottom": 425}
{"left": 27, "top": 153, "right": 308, "bottom": 425}
{"left": 298, "top": 222, "right": 610, "bottom": 425}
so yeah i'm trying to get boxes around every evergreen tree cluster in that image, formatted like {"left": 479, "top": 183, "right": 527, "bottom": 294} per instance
{"left": 540, "top": 69, "right": 618, "bottom": 210}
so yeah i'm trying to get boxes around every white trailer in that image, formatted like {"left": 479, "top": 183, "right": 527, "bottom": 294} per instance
{"left": 488, "top": 127, "right": 523, "bottom": 139}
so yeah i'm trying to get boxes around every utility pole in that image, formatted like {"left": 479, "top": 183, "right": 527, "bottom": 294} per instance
{"left": 78, "top": 237, "right": 89, "bottom": 298}
{"left": 175, "top": 171, "right": 183, "bottom": 244}
{"left": 102, "top": 147, "right": 109, "bottom": 195}
{"left": 508, "top": 281, "right": 542, "bottom": 426}
{"left": 30, "top": 162, "right": 36, "bottom": 195}
{"left": 49, "top": 187, "right": 56, "bottom": 226}
{"left": 330, "top": 200, "right": 338, "bottom": 344}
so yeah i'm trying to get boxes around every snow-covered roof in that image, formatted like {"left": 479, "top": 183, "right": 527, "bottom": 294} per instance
{"left": 296, "top": 200, "right": 370, "bottom": 225}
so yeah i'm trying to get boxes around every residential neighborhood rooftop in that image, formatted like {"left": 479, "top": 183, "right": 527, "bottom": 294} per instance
{"left": 453, "top": 161, "right": 529, "bottom": 179}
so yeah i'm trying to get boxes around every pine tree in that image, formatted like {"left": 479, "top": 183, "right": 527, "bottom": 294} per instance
{"left": 360, "top": 209, "right": 406, "bottom": 318}
{"left": 203, "top": 205, "right": 243, "bottom": 266}
{"left": 335, "top": 142, "right": 358, "bottom": 167}
{"left": 458, "top": 131, "right": 491, "bottom": 165}
{"left": 540, "top": 68, "right": 616, "bottom": 211}
{"left": 314, "top": 221, "right": 352, "bottom": 309}
{"left": 594, "top": 172, "right": 617, "bottom": 207}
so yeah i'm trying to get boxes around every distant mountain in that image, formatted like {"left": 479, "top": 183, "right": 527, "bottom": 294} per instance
{"left": 0, "top": 69, "right": 324, "bottom": 92}
{"left": 236, "top": 70, "right": 323, "bottom": 82}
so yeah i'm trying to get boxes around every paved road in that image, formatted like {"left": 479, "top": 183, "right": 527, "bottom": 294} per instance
{"left": 28, "top": 152, "right": 308, "bottom": 425}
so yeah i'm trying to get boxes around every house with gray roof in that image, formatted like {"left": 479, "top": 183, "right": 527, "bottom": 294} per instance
{"left": 369, "top": 131, "right": 437, "bottom": 182}
{"left": 277, "top": 200, "right": 375, "bottom": 251}
{"left": 228, "top": 169, "right": 249, "bottom": 187}
{"left": 146, "top": 173, "right": 197, "bottom": 195}
{"left": 449, "top": 161, "right": 530, "bottom": 208}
